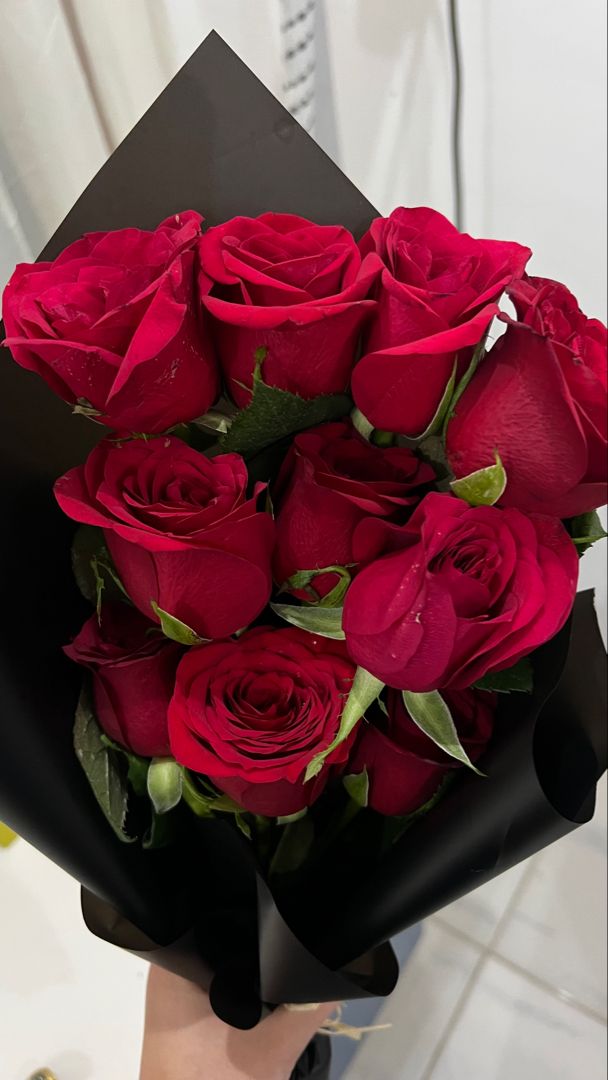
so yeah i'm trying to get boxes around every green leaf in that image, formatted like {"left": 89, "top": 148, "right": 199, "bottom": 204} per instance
{"left": 343, "top": 769, "right": 369, "bottom": 808}
{"left": 450, "top": 452, "right": 506, "bottom": 507}
{"left": 305, "top": 667, "right": 384, "bottom": 780}
{"left": 147, "top": 759, "right": 183, "bottom": 814}
{"left": 150, "top": 601, "right": 206, "bottom": 645}
{"left": 73, "top": 683, "right": 135, "bottom": 843}
{"left": 402, "top": 690, "right": 484, "bottom": 775}
{"left": 269, "top": 813, "right": 314, "bottom": 876}
{"left": 219, "top": 350, "right": 352, "bottom": 459}
{"left": 271, "top": 602, "right": 345, "bottom": 639}
{"left": 475, "top": 657, "right": 533, "bottom": 694}
{"left": 100, "top": 735, "right": 149, "bottom": 797}
{"left": 443, "top": 336, "right": 488, "bottom": 434}
{"left": 71, "top": 526, "right": 129, "bottom": 610}
{"left": 281, "top": 565, "right": 352, "bottom": 607}
{"left": 570, "top": 510, "right": 608, "bottom": 554}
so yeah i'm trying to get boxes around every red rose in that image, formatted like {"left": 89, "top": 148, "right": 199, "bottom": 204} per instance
{"left": 197, "top": 212, "right": 376, "bottom": 406}
{"left": 447, "top": 277, "right": 608, "bottom": 518}
{"left": 273, "top": 420, "right": 434, "bottom": 598}
{"left": 64, "top": 605, "right": 181, "bottom": 757}
{"left": 2, "top": 212, "right": 219, "bottom": 433}
{"left": 349, "top": 687, "right": 495, "bottom": 816}
{"left": 352, "top": 207, "right": 531, "bottom": 436}
{"left": 342, "top": 492, "right": 578, "bottom": 690}
{"left": 54, "top": 437, "right": 275, "bottom": 640}
{"left": 168, "top": 627, "right": 355, "bottom": 817}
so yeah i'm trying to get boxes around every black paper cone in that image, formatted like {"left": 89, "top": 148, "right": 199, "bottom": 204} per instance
{"left": 0, "top": 31, "right": 605, "bottom": 1029}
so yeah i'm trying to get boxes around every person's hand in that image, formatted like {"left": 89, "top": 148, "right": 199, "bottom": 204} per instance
{"left": 139, "top": 964, "right": 337, "bottom": 1080}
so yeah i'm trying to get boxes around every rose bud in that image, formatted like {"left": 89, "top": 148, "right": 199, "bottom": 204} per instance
{"left": 447, "top": 276, "right": 608, "bottom": 518}
{"left": 168, "top": 627, "right": 355, "bottom": 817}
{"left": 351, "top": 206, "right": 531, "bottom": 436}
{"left": 197, "top": 212, "right": 377, "bottom": 406}
{"left": 2, "top": 212, "right": 219, "bottom": 433}
{"left": 342, "top": 492, "right": 578, "bottom": 691}
{"left": 273, "top": 420, "right": 434, "bottom": 599}
{"left": 64, "top": 605, "right": 181, "bottom": 757}
{"left": 349, "top": 687, "right": 495, "bottom": 816}
{"left": 54, "top": 437, "right": 275, "bottom": 640}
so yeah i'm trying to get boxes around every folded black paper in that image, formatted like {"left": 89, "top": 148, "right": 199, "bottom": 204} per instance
{"left": 0, "top": 31, "right": 605, "bottom": 1030}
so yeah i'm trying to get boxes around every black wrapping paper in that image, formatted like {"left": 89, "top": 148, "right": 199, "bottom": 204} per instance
{"left": 0, "top": 32, "right": 606, "bottom": 1029}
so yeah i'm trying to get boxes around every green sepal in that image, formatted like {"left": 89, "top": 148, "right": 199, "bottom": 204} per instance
{"left": 147, "top": 758, "right": 184, "bottom": 815}
{"left": 181, "top": 771, "right": 245, "bottom": 818}
{"left": 150, "top": 601, "right": 206, "bottom": 645}
{"left": 270, "top": 602, "right": 345, "bottom": 639}
{"left": 343, "top": 768, "right": 369, "bottom": 808}
{"left": 73, "top": 683, "right": 135, "bottom": 843}
{"left": 475, "top": 656, "right": 533, "bottom": 694}
{"left": 305, "top": 667, "right": 384, "bottom": 780}
{"left": 402, "top": 690, "right": 485, "bottom": 775}
{"left": 450, "top": 452, "right": 506, "bottom": 507}
{"left": 99, "top": 735, "right": 149, "bottom": 798}
{"left": 569, "top": 510, "right": 608, "bottom": 554}
{"left": 277, "top": 808, "right": 308, "bottom": 825}
{"left": 219, "top": 348, "right": 352, "bottom": 458}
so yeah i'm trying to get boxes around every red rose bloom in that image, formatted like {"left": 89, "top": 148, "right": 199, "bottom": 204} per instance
{"left": 168, "top": 627, "right": 355, "bottom": 817}
{"left": 2, "top": 212, "right": 219, "bottom": 433}
{"left": 64, "top": 605, "right": 181, "bottom": 757}
{"left": 54, "top": 437, "right": 274, "bottom": 640}
{"left": 342, "top": 492, "right": 578, "bottom": 691}
{"left": 447, "top": 276, "right": 608, "bottom": 518}
{"left": 352, "top": 207, "right": 531, "bottom": 436}
{"left": 349, "top": 687, "right": 495, "bottom": 816}
{"left": 273, "top": 420, "right": 434, "bottom": 598}
{"left": 198, "top": 212, "right": 376, "bottom": 406}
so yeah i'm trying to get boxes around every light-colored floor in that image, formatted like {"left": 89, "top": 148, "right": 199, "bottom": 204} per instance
{"left": 0, "top": 775, "right": 605, "bottom": 1080}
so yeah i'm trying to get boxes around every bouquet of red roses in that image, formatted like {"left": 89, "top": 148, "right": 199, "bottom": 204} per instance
{"left": 0, "top": 35, "right": 606, "bottom": 1031}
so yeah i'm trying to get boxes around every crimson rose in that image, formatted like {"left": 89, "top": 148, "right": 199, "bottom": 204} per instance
{"left": 168, "top": 627, "right": 355, "bottom": 817}
{"left": 352, "top": 207, "right": 531, "bottom": 436}
{"left": 2, "top": 212, "right": 219, "bottom": 433}
{"left": 198, "top": 212, "right": 376, "bottom": 406}
{"left": 342, "top": 492, "right": 578, "bottom": 690}
{"left": 273, "top": 420, "right": 434, "bottom": 598}
{"left": 54, "top": 437, "right": 274, "bottom": 640}
{"left": 349, "top": 687, "right": 495, "bottom": 816}
{"left": 447, "top": 276, "right": 608, "bottom": 518}
{"left": 64, "top": 605, "right": 181, "bottom": 757}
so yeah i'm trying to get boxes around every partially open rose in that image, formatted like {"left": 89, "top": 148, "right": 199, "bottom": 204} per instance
{"left": 64, "top": 604, "right": 181, "bottom": 757}
{"left": 273, "top": 419, "right": 434, "bottom": 598}
{"left": 168, "top": 627, "right": 355, "bottom": 817}
{"left": 349, "top": 687, "right": 495, "bottom": 815}
{"left": 54, "top": 436, "right": 274, "bottom": 640}
{"left": 342, "top": 492, "right": 578, "bottom": 690}
{"left": 198, "top": 212, "right": 376, "bottom": 405}
{"left": 2, "top": 212, "right": 219, "bottom": 433}
{"left": 352, "top": 206, "right": 530, "bottom": 436}
{"left": 447, "top": 276, "right": 608, "bottom": 517}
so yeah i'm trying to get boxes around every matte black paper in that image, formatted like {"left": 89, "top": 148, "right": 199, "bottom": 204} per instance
{"left": 0, "top": 33, "right": 605, "bottom": 1031}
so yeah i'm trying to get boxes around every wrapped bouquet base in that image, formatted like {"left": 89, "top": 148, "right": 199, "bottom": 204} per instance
{"left": 0, "top": 32, "right": 606, "bottom": 1036}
